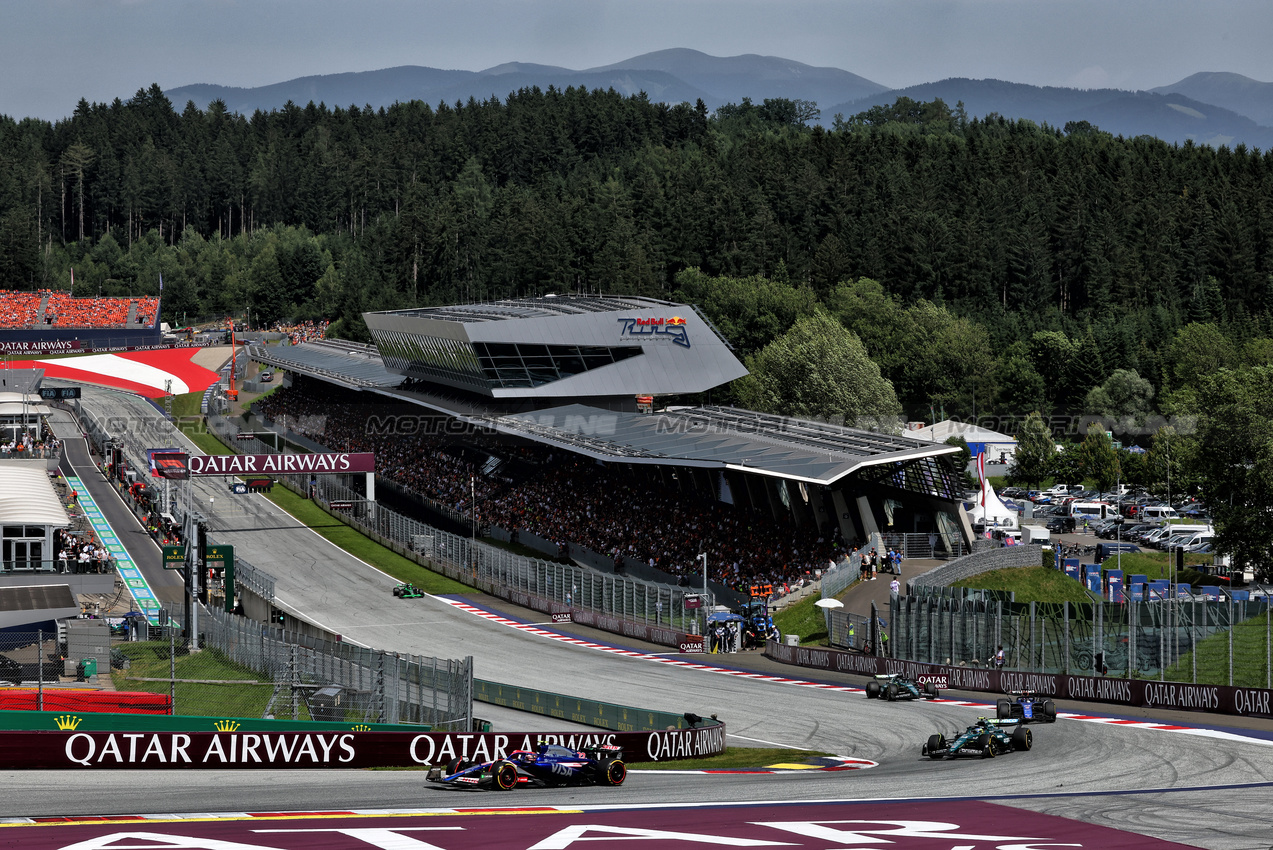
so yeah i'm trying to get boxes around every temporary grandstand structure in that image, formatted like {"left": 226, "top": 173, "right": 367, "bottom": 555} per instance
{"left": 250, "top": 296, "right": 977, "bottom": 552}
{"left": 0, "top": 289, "right": 163, "bottom": 351}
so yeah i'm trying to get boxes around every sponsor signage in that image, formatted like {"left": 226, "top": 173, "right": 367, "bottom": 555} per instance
{"left": 679, "top": 638, "right": 705, "bottom": 653}
{"left": 550, "top": 611, "right": 572, "bottom": 623}
{"left": 683, "top": 594, "right": 703, "bottom": 610}
{"left": 162, "top": 545, "right": 185, "bottom": 569}
{"left": 617, "top": 315, "right": 691, "bottom": 348}
{"left": 0, "top": 340, "right": 82, "bottom": 354}
{"left": 230, "top": 482, "right": 248, "bottom": 494}
{"left": 0, "top": 724, "right": 726, "bottom": 770}
{"left": 38, "top": 386, "right": 81, "bottom": 399}
{"left": 329, "top": 500, "right": 353, "bottom": 511}
{"left": 767, "top": 642, "right": 1273, "bottom": 719}
{"left": 917, "top": 674, "right": 948, "bottom": 689}
{"left": 187, "top": 452, "right": 375, "bottom": 476}
{"left": 150, "top": 451, "right": 189, "bottom": 480}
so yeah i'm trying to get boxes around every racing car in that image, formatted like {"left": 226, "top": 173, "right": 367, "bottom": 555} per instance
{"left": 996, "top": 690, "right": 1058, "bottom": 724}
{"left": 392, "top": 582, "right": 425, "bottom": 598}
{"left": 864, "top": 673, "right": 940, "bottom": 701}
{"left": 922, "top": 717, "right": 1032, "bottom": 759}
{"left": 426, "top": 743, "right": 627, "bottom": 790}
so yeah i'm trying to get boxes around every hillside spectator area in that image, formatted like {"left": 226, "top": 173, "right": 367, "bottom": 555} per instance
{"left": 0, "top": 290, "right": 159, "bottom": 329}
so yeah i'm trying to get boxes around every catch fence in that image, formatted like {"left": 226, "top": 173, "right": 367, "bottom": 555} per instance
{"left": 206, "top": 415, "right": 711, "bottom": 632}
{"left": 885, "top": 588, "right": 1273, "bottom": 687}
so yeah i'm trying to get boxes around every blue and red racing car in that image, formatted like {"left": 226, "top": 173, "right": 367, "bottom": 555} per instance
{"left": 426, "top": 742, "right": 627, "bottom": 790}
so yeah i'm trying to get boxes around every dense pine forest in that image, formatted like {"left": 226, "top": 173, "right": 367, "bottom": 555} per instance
{"left": 3, "top": 84, "right": 1273, "bottom": 425}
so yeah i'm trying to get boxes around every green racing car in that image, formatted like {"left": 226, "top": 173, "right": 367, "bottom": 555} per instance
{"left": 392, "top": 582, "right": 425, "bottom": 598}
{"left": 922, "top": 717, "right": 1033, "bottom": 759}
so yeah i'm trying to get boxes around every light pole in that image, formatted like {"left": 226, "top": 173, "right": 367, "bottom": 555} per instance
{"left": 698, "top": 552, "right": 708, "bottom": 636}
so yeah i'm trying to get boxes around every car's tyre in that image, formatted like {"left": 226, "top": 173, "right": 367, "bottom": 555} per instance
{"left": 924, "top": 681, "right": 938, "bottom": 698}
{"left": 1042, "top": 699, "right": 1057, "bottom": 722}
{"left": 603, "top": 759, "right": 627, "bottom": 786}
{"left": 886, "top": 683, "right": 899, "bottom": 701}
{"left": 926, "top": 734, "right": 945, "bottom": 759}
{"left": 494, "top": 761, "right": 519, "bottom": 791}
{"left": 1012, "top": 725, "right": 1033, "bottom": 751}
{"left": 977, "top": 734, "right": 995, "bottom": 758}
{"left": 446, "top": 757, "right": 468, "bottom": 776}
{"left": 866, "top": 681, "right": 881, "bottom": 699}
{"left": 996, "top": 699, "right": 1011, "bottom": 719}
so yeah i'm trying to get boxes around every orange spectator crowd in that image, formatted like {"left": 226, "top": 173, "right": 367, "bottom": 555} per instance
{"left": 0, "top": 290, "right": 161, "bottom": 330}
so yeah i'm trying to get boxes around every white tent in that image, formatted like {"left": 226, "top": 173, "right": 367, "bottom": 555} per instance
{"left": 966, "top": 476, "right": 1019, "bottom": 531}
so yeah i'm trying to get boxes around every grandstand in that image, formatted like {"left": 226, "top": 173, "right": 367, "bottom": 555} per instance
{"left": 0, "top": 289, "right": 162, "bottom": 351}
{"left": 249, "top": 296, "right": 976, "bottom": 588}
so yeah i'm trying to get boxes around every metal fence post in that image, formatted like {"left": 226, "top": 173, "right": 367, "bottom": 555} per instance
{"left": 1229, "top": 595, "right": 1234, "bottom": 687}
{"left": 170, "top": 626, "right": 177, "bottom": 713}
{"left": 1192, "top": 596, "right": 1197, "bottom": 684}
{"left": 1029, "top": 602, "right": 1036, "bottom": 672}
{"left": 1063, "top": 601, "right": 1070, "bottom": 675}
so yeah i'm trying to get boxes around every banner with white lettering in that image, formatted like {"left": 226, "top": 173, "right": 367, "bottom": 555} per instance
{"left": 765, "top": 642, "right": 1273, "bottom": 718}
{"left": 0, "top": 724, "right": 726, "bottom": 769}
{"left": 187, "top": 452, "right": 375, "bottom": 476}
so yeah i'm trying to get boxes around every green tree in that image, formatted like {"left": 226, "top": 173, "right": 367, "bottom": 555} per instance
{"left": 1084, "top": 368, "right": 1155, "bottom": 431}
{"left": 1079, "top": 423, "right": 1121, "bottom": 492}
{"left": 1193, "top": 366, "right": 1273, "bottom": 580}
{"left": 734, "top": 311, "right": 902, "bottom": 426}
{"left": 1008, "top": 412, "right": 1054, "bottom": 488}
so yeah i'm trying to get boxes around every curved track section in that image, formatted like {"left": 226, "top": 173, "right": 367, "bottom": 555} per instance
{"left": 8, "top": 386, "right": 1267, "bottom": 849}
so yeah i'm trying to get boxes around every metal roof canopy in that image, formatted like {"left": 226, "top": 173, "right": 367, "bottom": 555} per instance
{"left": 0, "top": 585, "right": 79, "bottom": 631}
{"left": 0, "top": 464, "right": 71, "bottom": 527}
{"left": 374, "top": 295, "right": 681, "bottom": 324}
{"left": 247, "top": 341, "right": 402, "bottom": 390}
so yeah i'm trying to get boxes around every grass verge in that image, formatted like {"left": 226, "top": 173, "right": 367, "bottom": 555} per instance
{"left": 953, "top": 566, "right": 1093, "bottom": 604}
{"left": 774, "top": 592, "right": 828, "bottom": 645}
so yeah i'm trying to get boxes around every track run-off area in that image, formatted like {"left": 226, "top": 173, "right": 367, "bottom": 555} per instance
{"left": 3, "top": 375, "right": 1270, "bottom": 849}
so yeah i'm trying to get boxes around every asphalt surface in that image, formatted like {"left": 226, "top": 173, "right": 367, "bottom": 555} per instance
{"left": 5, "top": 386, "right": 1270, "bottom": 849}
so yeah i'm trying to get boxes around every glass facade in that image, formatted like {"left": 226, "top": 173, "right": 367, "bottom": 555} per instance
{"left": 371, "top": 330, "right": 644, "bottom": 391}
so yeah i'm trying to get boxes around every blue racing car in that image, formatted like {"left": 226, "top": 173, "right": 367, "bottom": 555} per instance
{"left": 996, "top": 690, "right": 1058, "bottom": 724}
{"left": 426, "top": 742, "right": 627, "bottom": 790}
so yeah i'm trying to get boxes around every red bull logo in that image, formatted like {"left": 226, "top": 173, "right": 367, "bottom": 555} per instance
{"left": 617, "top": 316, "right": 691, "bottom": 348}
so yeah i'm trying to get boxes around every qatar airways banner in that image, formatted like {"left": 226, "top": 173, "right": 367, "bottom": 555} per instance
{"left": 0, "top": 724, "right": 725, "bottom": 769}
{"left": 187, "top": 452, "right": 375, "bottom": 476}
{"left": 765, "top": 641, "right": 1273, "bottom": 719}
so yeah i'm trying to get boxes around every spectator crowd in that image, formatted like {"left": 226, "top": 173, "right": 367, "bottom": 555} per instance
{"left": 0, "top": 289, "right": 160, "bottom": 329}
{"left": 257, "top": 381, "right": 846, "bottom": 593}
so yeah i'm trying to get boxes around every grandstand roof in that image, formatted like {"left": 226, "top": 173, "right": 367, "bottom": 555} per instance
{"left": 251, "top": 339, "right": 957, "bottom": 485}
{"left": 0, "top": 464, "right": 71, "bottom": 527}
{"left": 0, "top": 368, "right": 43, "bottom": 394}
{"left": 477, "top": 404, "right": 959, "bottom": 485}
{"left": 246, "top": 341, "right": 402, "bottom": 390}
{"left": 377, "top": 295, "right": 682, "bottom": 324}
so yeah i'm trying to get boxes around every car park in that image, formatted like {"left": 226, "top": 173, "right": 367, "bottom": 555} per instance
{"left": 427, "top": 743, "right": 626, "bottom": 789}
{"left": 923, "top": 717, "right": 1032, "bottom": 759}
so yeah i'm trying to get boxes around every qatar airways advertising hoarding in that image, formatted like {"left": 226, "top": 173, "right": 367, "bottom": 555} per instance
{"left": 187, "top": 452, "right": 375, "bottom": 476}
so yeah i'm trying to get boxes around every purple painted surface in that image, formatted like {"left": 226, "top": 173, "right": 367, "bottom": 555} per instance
{"left": 6, "top": 800, "right": 1199, "bottom": 848}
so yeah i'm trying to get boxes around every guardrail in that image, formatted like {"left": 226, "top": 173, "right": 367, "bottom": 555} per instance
{"left": 473, "top": 680, "right": 705, "bottom": 733}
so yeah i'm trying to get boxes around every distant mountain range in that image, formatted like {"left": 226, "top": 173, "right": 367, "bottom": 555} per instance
{"left": 165, "top": 48, "right": 1273, "bottom": 149}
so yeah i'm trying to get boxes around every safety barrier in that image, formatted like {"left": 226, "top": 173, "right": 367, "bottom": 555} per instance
{"left": 764, "top": 639, "right": 1273, "bottom": 719}
{"left": 473, "top": 680, "right": 703, "bottom": 733}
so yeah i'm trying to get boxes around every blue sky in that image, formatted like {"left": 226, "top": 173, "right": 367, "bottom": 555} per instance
{"left": 3, "top": 0, "right": 1271, "bottom": 121}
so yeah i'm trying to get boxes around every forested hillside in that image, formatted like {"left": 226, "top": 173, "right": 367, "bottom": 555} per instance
{"left": 3, "top": 85, "right": 1273, "bottom": 425}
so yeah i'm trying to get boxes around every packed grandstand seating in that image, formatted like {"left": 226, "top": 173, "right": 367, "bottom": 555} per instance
{"left": 0, "top": 289, "right": 160, "bottom": 329}
{"left": 257, "top": 380, "right": 848, "bottom": 592}
{"left": 270, "top": 319, "right": 331, "bottom": 346}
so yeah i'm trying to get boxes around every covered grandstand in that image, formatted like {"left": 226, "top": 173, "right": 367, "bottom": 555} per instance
{"left": 248, "top": 296, "right": 975, "bottom": 585}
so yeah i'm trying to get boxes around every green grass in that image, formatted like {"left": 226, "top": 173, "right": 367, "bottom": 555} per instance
{"left": 112, "top": 641, "right": 310, "bottom": 719}
{"left": 1096, "top": 551, "right": 1214, "bottom": 581}
{"left": 186, "top": 418, "right": 470, "bottom": 595}
{"left": 1160, "top": 611, "right": 1273, "bottom": 688}
{"left": 954, "top": 566, "right": 1093, "bottom": 604}
{"left": 167, "top": 391, "right": 204, "bottom": 419}
{"left": 774, "top": 592, "right": 829, "bottom": 645}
